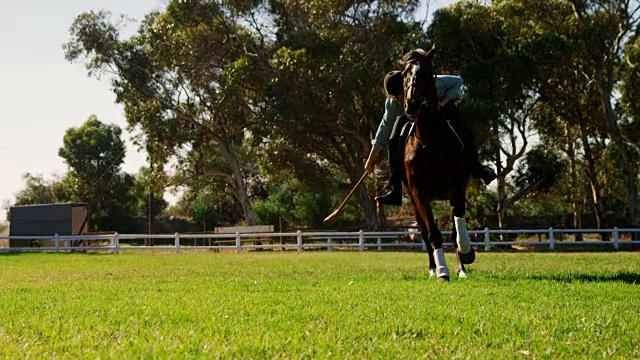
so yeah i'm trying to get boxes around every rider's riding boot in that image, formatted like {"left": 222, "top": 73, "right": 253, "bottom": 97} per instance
{"left": 375, "top": 175, "right": 402, "bottom": 206}
{"left": 375, "top": 156, "right": 403, "bottom": 206}
{"left": 466, "top": 146, "right": 497, "bottom": 185}
{"left": 443, "top": 102, "right": 497, "bottom": 185}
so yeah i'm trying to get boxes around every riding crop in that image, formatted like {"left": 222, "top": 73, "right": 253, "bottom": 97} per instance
{"left": 323, "top": 171, "right": 368, "bottom": 225}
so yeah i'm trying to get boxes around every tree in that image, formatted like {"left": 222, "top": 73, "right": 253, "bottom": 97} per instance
{"left": 253, "top": 178, "right": 333, "bottom": 229}
{"left": 11, "top": 173, "right": 59, "bottom": 206}
{"left": 3, "top": 173, "right": 63, "bottom": 221}
{"left": 513, "top": 145, "right": 566, "bottom": 213}
{"left": 59, "top": 116, "right": 125, "bottom": 180}
{"left": 523, "top": 0, "right": 640, "bottom": 228}
{"left": 166, "top": 185, "right": 244, "bottom": 229}
{"left": 258, "top": 0, "right": 423, "bottom": 229}
{"left": 63, "top": 1, "right": 268, "bottom": 226}
{"left": 58, "top": 116, "right": 139, "bottom": 231}
{"left": 428, "top": 1, "right": 543, "bottom": 228}
{"left": 620, "top": 32, "right": 640, "bottom": 121}
{"left": 130, "top": 166, "right": 168, "bottom": 218}
{"left": 63, "top": 0, "right": 433, "bottom": 230}
{"left": 569, "top": 0, "right": 640, "bottom": 224}
{"left": 61, "top": 0, "right": 638, "bottom": 230}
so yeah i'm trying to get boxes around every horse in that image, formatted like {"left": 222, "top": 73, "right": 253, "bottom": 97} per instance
{"left": 400, "top": 47, "right": 476, "bottom": 281}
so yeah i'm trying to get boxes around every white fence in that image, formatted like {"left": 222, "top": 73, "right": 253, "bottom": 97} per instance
{"left": 1, "top": 227, "right": 639, "bottom": 253}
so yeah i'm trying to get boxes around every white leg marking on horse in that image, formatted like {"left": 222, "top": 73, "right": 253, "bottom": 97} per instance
{"left": 433, "top": 248, "right": 449, "bottom": 279}
{"left": 457, "top": 268, "right": 467, "bottom": 278}
{"left": 454, "top": 216, "right": 471, "bottom": 254}
{"left": 429, "top": 268, "right": 437, "bottom": 278}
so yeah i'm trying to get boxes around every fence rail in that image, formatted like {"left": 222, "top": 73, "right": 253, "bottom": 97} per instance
{"left": 1, "top": 227, "right": 639, "bottom": 253}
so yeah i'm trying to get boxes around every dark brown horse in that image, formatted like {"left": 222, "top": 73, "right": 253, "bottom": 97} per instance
{"left": 400, "top": 47, "right": 475, "bottom": 281}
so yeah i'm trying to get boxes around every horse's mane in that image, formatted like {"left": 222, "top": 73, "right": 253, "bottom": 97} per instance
{"left": 402, "top": 48, "right": 429, "bottom": 63}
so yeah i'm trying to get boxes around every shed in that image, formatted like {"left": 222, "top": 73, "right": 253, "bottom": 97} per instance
{"left": 9, "top": 203, "right": 89, "bottom": 247}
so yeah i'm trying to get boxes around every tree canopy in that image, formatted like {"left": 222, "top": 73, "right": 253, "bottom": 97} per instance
{"left": 9, "top": 0, "right": 632, "bottom": 233}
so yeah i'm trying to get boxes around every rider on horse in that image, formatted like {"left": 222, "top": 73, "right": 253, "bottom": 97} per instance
{"left": 364, "top": 69, "right": 497, "bottom": 206}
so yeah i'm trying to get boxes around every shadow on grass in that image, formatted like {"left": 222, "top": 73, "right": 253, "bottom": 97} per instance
{"left": 527, "top": 271, "right": 640, "bottom": 285}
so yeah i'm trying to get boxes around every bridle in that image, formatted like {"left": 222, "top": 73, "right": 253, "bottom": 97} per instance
{"left": 403, "top": 59, "right": 437, "bottom": 118}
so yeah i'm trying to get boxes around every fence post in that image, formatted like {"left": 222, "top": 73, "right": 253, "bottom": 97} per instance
{"left": 548, "top": 227, "right": 555, "bottom": 250}
{"left": 54, "top": 234, "right": 59, "bottom": 252}
{"left": 175, "top": 233, "right": 181, "bottom": 254}
{"left": 327, "top": 238, "right": 332, "bottom": 252}
{"left": 114, "top": 233, "right": 120, "bottom": 254}
{"left": 236, "top": 232, "right": 242, "bottom": 253}
{"left": 359, "top": 230, "right": 365, "bottom": 251}
{"left": 297, "top": 230, "right": 303, "bottom": 251}
{"left": 377, "top": 237, "right": 382, "bottom": 251}
{"left": 484, "top": 227, "right": 490, "bottom": 251}
{"left": 613, "top": 227, "right": 619, "bottom": 250}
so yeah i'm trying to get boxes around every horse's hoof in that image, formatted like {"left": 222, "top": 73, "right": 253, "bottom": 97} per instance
{"left": 429, "top": 268, "right": 437, "bottom": 278}
{"left": 457, "top": 268, "right": 467, "bottom": 278}
{"left": 459, "top": 248, "right": 475, "bottom": 265}
{"left": 437, "top": 275, "right": 450, "bottom": 282}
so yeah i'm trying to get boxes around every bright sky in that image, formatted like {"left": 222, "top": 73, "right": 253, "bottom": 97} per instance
{"left": 0, "top": 0, "right": 453, "bottom": 223}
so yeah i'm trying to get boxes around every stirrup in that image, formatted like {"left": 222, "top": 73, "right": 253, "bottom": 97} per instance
{"left": 375, "top": 186, "right": 402, "bottom": 206}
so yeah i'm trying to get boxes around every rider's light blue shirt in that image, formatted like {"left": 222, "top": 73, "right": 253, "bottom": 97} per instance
{"left": 372, "top": 75, "right": 463, "bottom": 149}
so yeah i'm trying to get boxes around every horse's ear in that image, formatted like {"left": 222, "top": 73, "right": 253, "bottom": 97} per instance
{"left": 425, "top": 46, "right": 436, "bottom": 63}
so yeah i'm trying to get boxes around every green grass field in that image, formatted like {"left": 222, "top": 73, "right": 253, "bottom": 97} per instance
{"left": 1, "top": 251, "right": 639, "bottom": 359}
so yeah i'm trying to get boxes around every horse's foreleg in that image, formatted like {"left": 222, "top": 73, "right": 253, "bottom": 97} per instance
{"left": 431, "top": 234, "right": 450, "bottom": 281}
{"left": 449, "top": 217, "right": 465, "bottom": 278}
{"left": 410, "top": 189, "right": 449, "bottom": 281}
{"left": 451, "top": 190, "right": 475, "bottom": 266}
{"left": 426, "top": 243, "right": 436, "bottom": 278}
{"left": 407, "top": 192, "right": 436, "bottom": 277}
{"left": 451, "top": 216, "right": 469, "bottom": 278}
{"left": 454, "top": 216, "right": 472, "bottom": 254}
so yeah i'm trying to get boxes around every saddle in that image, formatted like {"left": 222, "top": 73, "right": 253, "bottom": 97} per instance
{"left": 399, "top": 112, "right": 465, "bottom": 153}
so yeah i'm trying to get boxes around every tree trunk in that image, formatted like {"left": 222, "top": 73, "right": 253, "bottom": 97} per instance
{"left": 565, "top": 125, "right": 583, "bottom": 241}
{"left": 373, "top": 165, "right": 388, "bottom": 230}
{"left": 219, "top": 140, "right": 256, "bottom": 225}
{"left": 146, "top": 184, "right": 154, "bottom": 246}
{"left": 578, "top": 121, "right": 609, "bottom": 240}
{"left": 376, "top": 201, "right": 387, "bottom": 230}
{"left": 491, "top": 111, "right": 530, "bottom": 239}
{"left": 596, "top": 71, "right": 640, "bottom": 225}
{"left": 356, "top": 174, "right": 377, "bottom": 230}
{"left": 494, "top": 133, "right": 508, "bottom": 241}
{"left": 497, "top": 173, "right": 508, "bottom": 231}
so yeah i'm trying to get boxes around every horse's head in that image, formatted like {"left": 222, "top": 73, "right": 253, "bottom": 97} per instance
{"left": 402, "top": 47, "right": 438, "bottom": 118}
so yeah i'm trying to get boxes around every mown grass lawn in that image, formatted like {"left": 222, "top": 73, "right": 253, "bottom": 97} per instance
{"left": 0, "top": 251, "right": 639, "bottom": 359}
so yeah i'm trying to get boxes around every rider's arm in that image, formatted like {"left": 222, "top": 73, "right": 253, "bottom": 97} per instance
{"left": 372, "top": 98, "right": 402, "bottom": 150}
{"left": 435, "top": 75, "right": 463, "bottom": 106}
{"left": 365, "top": 98, "right": 403, "bottom": 172}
